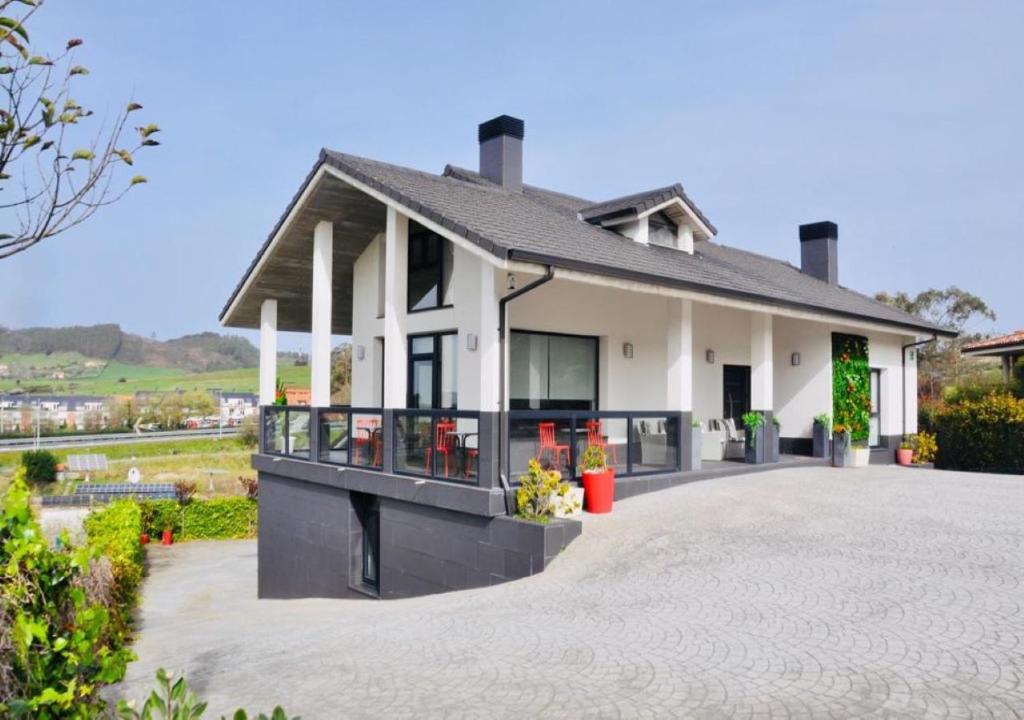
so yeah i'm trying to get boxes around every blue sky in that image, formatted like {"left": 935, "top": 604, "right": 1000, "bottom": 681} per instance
{"left": 1, "top": 1, "right": 1020, "bottom": 351}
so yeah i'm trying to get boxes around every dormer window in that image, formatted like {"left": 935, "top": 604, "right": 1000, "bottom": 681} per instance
{"left": 648, "top": 211, "right": 678, "bottom": 248}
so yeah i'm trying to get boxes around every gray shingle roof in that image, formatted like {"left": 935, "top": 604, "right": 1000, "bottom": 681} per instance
{"left": 222, "top": 148, "right": 953, "bottom": 337}
{"left": 578, "top": 184, "right": 718, "bottom": 235}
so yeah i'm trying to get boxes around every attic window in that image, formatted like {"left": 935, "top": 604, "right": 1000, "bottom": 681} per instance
{"left": 648, "top": 211, "right": 677, "bottom": 248}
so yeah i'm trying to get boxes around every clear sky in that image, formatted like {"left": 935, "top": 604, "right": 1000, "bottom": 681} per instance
{"left": 1, "top": 1, "right": 1020, "bottom": 351}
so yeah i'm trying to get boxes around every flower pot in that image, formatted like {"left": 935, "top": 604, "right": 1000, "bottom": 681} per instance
{"left": 690, "top": 426, "right": 702, "bottom": 471}
{"left": 139, "top": 533, "right": 150, "bottom": 545}
{"left": 850, "top": 447, "right": 870, "bottom": 468}
{"left": 550, "top": 487, "right": 584, "bottom": 518}
{"left": 161, "top": 529, "right": 173, "bottom": 546}
{"left": 744, "top": 425, "right": 766, "bottom": 464}
{"left": 582, "top": 468, "right": 614, "bottom": 514}
{"left": 832, "top": 431, "right": 850, "bottom": 467}
{"left": 769, "top": 423, "right": 781, "bottom": 463}
{"left": 812, "top": 421, "right": 830, "bottom": 458}
{"left": 896, "top": 448, "right": 914, "bottom": 466}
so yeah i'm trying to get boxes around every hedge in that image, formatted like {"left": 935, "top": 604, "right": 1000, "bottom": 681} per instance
{"left": 934, "top": 393, "right": 1024, "bottom": 474}
{"left": 83, "top": 500, "right": 145, "bottom": 618}
{"left": 139, "top": 497, "right": 257, "bottom": 540}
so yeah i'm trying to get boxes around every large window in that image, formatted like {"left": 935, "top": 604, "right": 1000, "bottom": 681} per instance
{"left": 407, "top": 221, "right": 453, "bottom": 312}
{"left": 407, "top": 333, "right": 458, "bottom": 409}
{"left": 869, "top": 368, "right": 881, "bottom": 447}
{"left": 509, "top": 331, "right": 598, "bottom": 410}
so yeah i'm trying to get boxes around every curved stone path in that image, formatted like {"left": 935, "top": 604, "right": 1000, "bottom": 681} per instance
{"left": 116, "top": 466, "right": 1024, "bottom": 718}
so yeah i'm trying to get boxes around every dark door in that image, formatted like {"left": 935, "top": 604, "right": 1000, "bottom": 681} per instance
{"left": 723, "top": 365, "right": 751, "bottom": 420}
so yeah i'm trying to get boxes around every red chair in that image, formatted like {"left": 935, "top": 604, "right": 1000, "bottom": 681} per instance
{"left": 585, "top": 419, "right": 618, "bottom": 464}
{"left": 463, "top": 435, "right": 479, "bottom": 479}
{"left": 353, "top": 417, "right": 379, "bottom": 465}
{"left": 537, "top": 421, "right": 570, "bottom": 470}
{"left": 425, "top": 420, "right": 457, "bottom": 477}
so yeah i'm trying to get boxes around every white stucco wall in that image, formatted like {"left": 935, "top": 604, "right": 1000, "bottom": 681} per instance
{"left": 772, "top": 316, "right": 832, "bottom": 438}
{"left": 692, "top": 303, "right": 751, "bottom": 424}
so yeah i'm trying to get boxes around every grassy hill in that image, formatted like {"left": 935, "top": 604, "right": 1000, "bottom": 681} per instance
{"left": 0, "top": 359, "right": 310, "bottom": 395}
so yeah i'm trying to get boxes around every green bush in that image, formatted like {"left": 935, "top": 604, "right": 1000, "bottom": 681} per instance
{"left": 139, "top": 498, "right": 257, "bottom": 540}
{"left": 1, "top": 470, "right": 134, "bottom": 716}
{"left": 116, "top": 668, "right": 296, "bottom": 720}
{"left": 934, "top": 393, "right": 1024, "bottom": 474}
{"left": 84, "top": 501, "right": 145, "bottom": 613}
{"left": 20, "top": 449, "right": 58, "bottom": 484}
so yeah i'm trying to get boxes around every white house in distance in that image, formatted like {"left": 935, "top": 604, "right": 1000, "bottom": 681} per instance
{"left": 220, "top": 115, "right": 953, "bottom": 600}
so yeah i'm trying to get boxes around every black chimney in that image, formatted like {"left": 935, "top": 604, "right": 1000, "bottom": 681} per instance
{"left": 478, "top": 115, "right": 524, "bottom": 192}
{"left": 799, "top": 221, "right": 838, "bottom": 285}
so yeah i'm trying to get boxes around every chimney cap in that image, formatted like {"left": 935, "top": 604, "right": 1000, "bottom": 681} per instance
{"left": 479, "top": 115, "right": 525, "bottom": 143}
{"left": 799, "top": 221, "right": 838, "bottom": 242}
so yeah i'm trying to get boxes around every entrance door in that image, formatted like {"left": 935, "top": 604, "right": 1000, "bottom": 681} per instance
{"left": 723, "top": 365, "right": 751, "bottom": 421}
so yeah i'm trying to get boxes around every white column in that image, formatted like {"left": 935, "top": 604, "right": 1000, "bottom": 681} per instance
{"left": 382, "top": 207, "right": 408, "bottom": 408}
{"left": 310, "top": 220, "right": 333, "bottom": 407}
{"left": 677, "top": 224, "right": 695, "bottom": 254}
{"left": 751, "top": 312, "right": 774, "bottom": 410}
{"left": 666, "top": 298, "right": 693, "bottom": 411}
{"left": 259, "top": 298, "right": 278, "bottom": 406}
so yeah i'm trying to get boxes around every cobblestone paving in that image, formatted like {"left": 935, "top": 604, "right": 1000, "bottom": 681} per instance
{"left": 117, "top": 466, "right": 1024, "bottom": 719}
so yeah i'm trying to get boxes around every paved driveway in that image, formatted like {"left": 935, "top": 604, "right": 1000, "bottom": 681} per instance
{"left": 115, "top": 466, "right": 1024, "bottom": 718}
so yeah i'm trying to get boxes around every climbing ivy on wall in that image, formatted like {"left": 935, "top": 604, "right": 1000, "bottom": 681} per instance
{"left": 832, "top": 333, "right": 870, "bottom": 442}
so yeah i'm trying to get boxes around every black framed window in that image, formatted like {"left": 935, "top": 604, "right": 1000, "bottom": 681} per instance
{"left": 407, "top": 332, "right": 458, "bottom": 409}
{"left": 648, "top": 210, "right": 677, "bottom": 248}
{"left": 869, "top": 368, "right": 881, "bottom": 447}
{"left": 407, "top": 221, "right": 453, "bottom": 312}
{"left": 509, "top": 331, "right": 598, "bottom": 410}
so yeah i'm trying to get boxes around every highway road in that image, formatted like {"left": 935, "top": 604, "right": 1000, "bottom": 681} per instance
{"left": 0, "top": 427, "right": 240, "bottom": 452}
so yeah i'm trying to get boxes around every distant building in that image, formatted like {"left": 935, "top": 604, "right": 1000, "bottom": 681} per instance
{"left": 0, "top": 394, "right": 107, "bottom": 433}
{"left": 219, "top": 391, "right": 258, "bottom": 424}
{"left": 285, "top": 388, "right": 310, "bottom": 406}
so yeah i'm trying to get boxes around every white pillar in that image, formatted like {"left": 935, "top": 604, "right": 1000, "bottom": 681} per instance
{"left": 259, "top": 298, "right": 278, "bottom": 406}
{"left": 751, "top": 312, "right": 774, "bottom": 410}
{"left": 677, "top": 224, "right": 694, "bottom": 254}
{"left": 666, "top": 298, "right": 693, "bottom": 411}
{"left": 310, "top": 220, "right": 333, "bottom": 407}
{"left": 382, "top": 207, "right": 408, "bottom": 408}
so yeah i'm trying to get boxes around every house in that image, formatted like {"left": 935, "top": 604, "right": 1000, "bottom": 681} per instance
{"left": 0, "top": 394, "right": 107, "bottom": 432}
{"left": 962, "top": 330, "right": 1024, "bottom": 383}
{"left": 218, "top": 391, "right": 259, "bottom": 425}
{"left": 220, "top": 115, "right": 954, "bottom": 600}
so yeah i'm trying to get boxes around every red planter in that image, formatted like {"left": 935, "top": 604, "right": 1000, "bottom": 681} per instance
{"left": 161, "top": 529, "right": 173, "bottom": 546}
{"left": 139, "top": 533, "right": 150, "bottom": 545}
{"left": 896, "top": 448, "right": 914, "bottom": 466}
{"left": 582, "top": 468, "right": 615, "bottom": 514}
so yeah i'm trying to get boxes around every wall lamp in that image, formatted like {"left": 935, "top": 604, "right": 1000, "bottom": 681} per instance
{"left": 705, "top": 349, "right": 715, "bottom": 364}
{"left": 791, "top": 352, "right": 801, "bottom": 367}
{"left": 507, "top": 274, "right": 517, "bottom": 291}
{"left": 466, "top": 333, "right": 478, "bottom": 351}
{"left": 622, "top": 342, "right": 634, "bottom": 359}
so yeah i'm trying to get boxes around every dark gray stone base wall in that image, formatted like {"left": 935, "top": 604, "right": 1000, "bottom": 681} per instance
{"left": 257, "top": 468, "right": 581, "bottom": 600}
{"left": 780, "top": 437, "right": 813, "bottom": 456}
{"left": 258, "top": 473, "right": 358, "bottom": 599}
{"left": 379, "top": 498, "right": 580, "bottom": 599}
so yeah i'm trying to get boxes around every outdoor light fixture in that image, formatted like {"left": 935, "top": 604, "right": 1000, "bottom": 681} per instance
{"left": 507, "top": 274, "right": 517, "bottom": 291}
{"left": 355, "top": 345, "right": 365, "bottom": 361}
{"left": 622, "top": 342, "right": 634, "bottom": 359}
{"left": 466, "top": 333, "right": 478, "bottom": 351}
{"left": 791, "top": 352, "right": 801, "bottom": 367}
{"left": 705, "top": 349, "right": 715, "bottom": 364}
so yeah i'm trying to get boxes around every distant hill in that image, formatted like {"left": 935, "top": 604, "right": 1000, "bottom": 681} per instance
{"left": 0, "top": 324, "right": 258, "bottom": 372}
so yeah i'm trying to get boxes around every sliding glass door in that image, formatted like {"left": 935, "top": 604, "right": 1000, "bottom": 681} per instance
{"left": 509, "top": 331, "right": 598, "bottom": 410}
{"left": 407, "top": 333, "right": 457, "bottom": 409}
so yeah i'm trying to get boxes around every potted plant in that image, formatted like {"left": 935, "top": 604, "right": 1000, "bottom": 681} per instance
{"left": 896, "top": 437, "right": 914, "bottom": 466}
{"left": 690, "top": 418, "right": 703, "bottom": 471}
{"left": 832, "top": 424, "right": 851, "bottom": 467}
{"left": 849, "top": 441, "right": 870, "bottom": 468}
{"left": 812, "top": 413, "right": 831, "bottom": 458}
{"left": 579, "top": 444, "right": 614, "bottom": 513}
{"left": 550, "top": 475, "right": 584, "bottom": 519}
{"left": 741, "top": 411, "right": 766, "bottom": 464}
{"left": 139, "top": 532, "right": 150, "bottom": 545}
{"left": 161, "top": 526, "right": 173, "bottom": 546}
{"left": 769, "top": 416, "right": 781, "bottom": 463}
{"left": 516, "top": 458, "right": 579, "bottom": 521}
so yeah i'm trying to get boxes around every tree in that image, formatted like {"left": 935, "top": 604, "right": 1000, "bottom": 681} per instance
{"left": 331, "top": 343, "right": 352, "bottom": 405}
{"left": 0, "top": 0, "right": 158, "bottom": 259}
{"left": 875, "top": 286, "right": 997, "bottom": 398}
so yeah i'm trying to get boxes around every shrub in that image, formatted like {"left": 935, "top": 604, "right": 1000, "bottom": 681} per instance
{"left": 1, "top": 470, "right": 134, "bottom": 716}
{"left": 84, "top": 501, "right": 145, "bottom": 618}
{"left": 516, "top": 458, "right": 571, "bottom": 522}
{"left": 912, "top": 431, "right": 937, "bottom": 464}
{"left": 116, "top": 668, "right": 296, "bottom": 720}
{"left": 578, "top": 445, "right": 607, "bottom": 473}
{"left": 20, "top": 449, "right": 57, "bottom": 484}
{"left": 139, "top": 498, "right": 257, "bottom": 540}
{"left": 174, "top": 479, "right": 197, "bottom": 504}
{"left": 239, "top": 475, "right": 259, "bottom": 500}
{"left": 934, "top": 393, "right": 1024, "bottom": 474}
{"left": 239, "top": 414, "right": 260, "bottom": 448}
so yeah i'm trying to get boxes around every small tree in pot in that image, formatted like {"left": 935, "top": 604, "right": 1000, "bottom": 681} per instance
{"left": 832, "top": 423, "right": 851, "bottom": 467}
{"left": 897, "top": 437, "right": 914, "bottom": 466}
{"left": 579, "top": 444, "right": 614, "bottom": 513}
{"left": 812, "top": 413, "right": 831, "bottom": 458}
{"left": 742, "top": 411, "right": 766, "bottom": 464}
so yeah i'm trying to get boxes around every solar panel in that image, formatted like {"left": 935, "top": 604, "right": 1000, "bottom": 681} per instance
{"left": 67, "top": 454, "right": 109, "bottom": 472}
{"left": 73, "top": 483, "right": 175, "bottom": 496}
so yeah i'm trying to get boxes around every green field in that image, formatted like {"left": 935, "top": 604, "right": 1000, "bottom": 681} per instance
{"left": 0, "top": 359, "right": 309, "bottom": 395}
